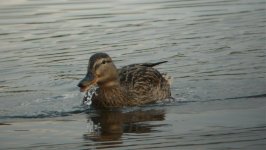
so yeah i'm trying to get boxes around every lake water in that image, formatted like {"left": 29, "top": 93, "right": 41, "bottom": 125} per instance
{"left": 0, "top": 0, "right": 265, "bottom": 149}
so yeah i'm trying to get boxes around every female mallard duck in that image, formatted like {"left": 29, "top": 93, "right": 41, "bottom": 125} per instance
{"left": 78, "top": 53, "right": 171, "bottom": 108}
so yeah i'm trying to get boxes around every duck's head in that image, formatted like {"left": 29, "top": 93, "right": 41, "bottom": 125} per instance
{"left": 78, "top": 53, "right": 119, "bottom": 92}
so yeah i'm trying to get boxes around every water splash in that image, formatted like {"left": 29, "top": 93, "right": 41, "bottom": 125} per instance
{"left": 83, "top": 86, "right": 99, "bottom": 106}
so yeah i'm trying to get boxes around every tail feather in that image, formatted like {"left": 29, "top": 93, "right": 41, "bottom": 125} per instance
{"left": 140, "top": 61, "right": 168, "bottom": 67}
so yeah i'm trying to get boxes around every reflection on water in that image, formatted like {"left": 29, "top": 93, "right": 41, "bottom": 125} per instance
{"left": 84, "top": 109, "right": 165, "bottom": 142}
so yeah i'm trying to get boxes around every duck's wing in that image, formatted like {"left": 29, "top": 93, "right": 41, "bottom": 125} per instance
{"left": 117, "top": 61, "right": 168, "bottom": 86}
{"left": 118, "top": 63, "right": 171, "bottom": 105}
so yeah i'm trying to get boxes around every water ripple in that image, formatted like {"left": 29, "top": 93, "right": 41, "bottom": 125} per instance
{"left": 0, "top": 0, "right": 265, "bottom": 149}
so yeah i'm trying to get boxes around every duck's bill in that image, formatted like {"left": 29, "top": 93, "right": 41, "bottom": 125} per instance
{"left": 77, "top": 71, "right": 96, "bottom": 92}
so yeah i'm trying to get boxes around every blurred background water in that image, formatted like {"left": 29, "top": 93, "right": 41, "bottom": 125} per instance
{"left": 0, "top": 0, "right": 265, "bottom": 149}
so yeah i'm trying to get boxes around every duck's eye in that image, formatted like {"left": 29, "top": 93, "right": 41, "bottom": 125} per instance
{"left": 102, "top": 60, "right": 106, "bottom": 64}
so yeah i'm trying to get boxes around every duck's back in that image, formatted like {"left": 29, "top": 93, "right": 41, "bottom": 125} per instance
{"left": 118, "top": 62, "right": 171, "bottom": 105}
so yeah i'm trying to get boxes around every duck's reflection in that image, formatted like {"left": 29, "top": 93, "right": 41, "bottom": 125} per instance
{"left": 83, "top": 109, "right": 165, "bottom": 142}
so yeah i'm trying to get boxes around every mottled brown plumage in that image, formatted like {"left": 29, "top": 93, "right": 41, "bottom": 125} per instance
{"left": 78, "top": 53, "right": 171, "bottom": 108}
